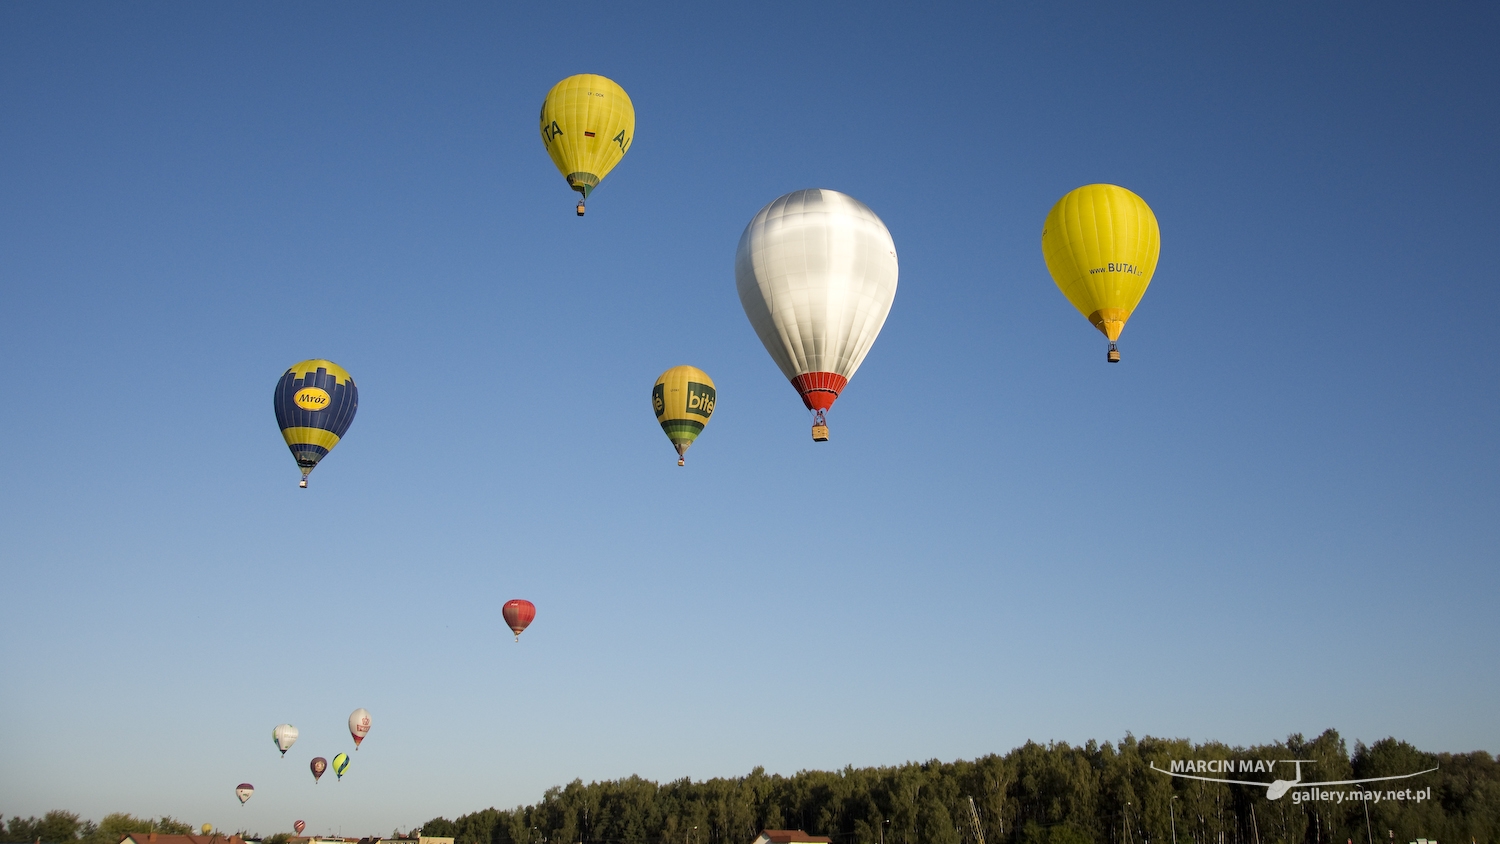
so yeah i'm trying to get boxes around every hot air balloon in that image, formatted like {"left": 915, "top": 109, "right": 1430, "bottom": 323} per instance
{"left": 274, "top": 359, "right": 358, "bottom": 488}
{"left": 735, "top": 189, "right": 899, "bottom": 441}
{"left": 653, "top": 366, "right": 716, "bottom": 465}
{"left": 310, "top": 756, "right": 327, "bottom": 783}
{"left": 348, "top": 708, "right": 371, "bottom": 748}
{"left": 272, "top": 723, "right": 299, "bottom": 756}
{"left": 235, "top": 784, "right": 254, "bottom": 804}
{"left": 294, "top": 822, "right": 306, "bottom": 836}
{"left": 502, "top": 599, "right": 535, "bottom": 641}
{"left": 332, "top": 752, "right": 349, "bottom": 780}
{"left": 540, "top": 74, "right": 635, "bottom": 216}
{"left": 1041, "top": 184, "right": 1161, "bottom": 363}
{"left": 201, "top": 826, "right": 213, "bottom": 836}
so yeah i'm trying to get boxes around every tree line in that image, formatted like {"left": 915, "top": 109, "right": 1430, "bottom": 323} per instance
{"left": 1, "top": 813, "right": 194, "bottom": 844}
{"left": 417, "top": 732, "right": 1498, "bottom": 844}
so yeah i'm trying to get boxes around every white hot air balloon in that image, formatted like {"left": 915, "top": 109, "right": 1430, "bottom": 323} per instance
{"left": 735, "top": 189, "right": 898, "bottom": 441}
{"left": 272, "top": 724, "right": 298, "bottom": 757}
{"left": 348, "top": 708, "right": 371, "bottom": 749}
{"left": 235, "top": 783, "right": 255, "bottom": 804}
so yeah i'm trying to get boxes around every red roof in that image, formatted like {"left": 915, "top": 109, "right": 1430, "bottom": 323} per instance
{"left": 760, "top": 831, "right": 832, "bottom": 844}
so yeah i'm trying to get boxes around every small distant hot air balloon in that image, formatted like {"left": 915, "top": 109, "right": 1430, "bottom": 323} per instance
{"left": 348, "top": 708, "right": 371, "bottom": 748}
{"left": 274, "top": 359, "right": 358, "bottom": 488}
{"left": 332, "top": 752, "right": 350, "bottom": 781}
{"left": 310, "top": 756, "right": 327, "bottom": 783}
{"left": 294, "top": 822, "right": 306, "bottom": 836}
{"left": 736, "top": 189, "right": 898, "bottom": 441}
{"left": 201, "top": 826, "right": 213, "bottom": 836}
{"left": 540, "top": 74, "right": 635, "bottom": 216}
{"left": 272, "top": 724, "right": 299, "bottom": 757}
{"left": 235, "top": 784, "right": 254, "bottom": 805}
{"left": 502, "top": 599, "right": 535, "bottom": 641}
{"left": 653, "top": 366, "right": 716, "bottom": 465}
{"left": 1041, "top": 184, "right": 1161, "bottom": 363}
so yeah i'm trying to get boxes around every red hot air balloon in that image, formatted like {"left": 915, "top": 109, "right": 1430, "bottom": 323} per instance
{"left": 310, "top": 756, "right": 327, "bottom": 783}
{"left": 294, "top": 822, "right": 306, "bottom": 836}
{"left": 502, "top": 599, "right": 535, "bottom": 641}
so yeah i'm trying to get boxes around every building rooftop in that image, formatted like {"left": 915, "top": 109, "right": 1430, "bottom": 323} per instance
{"left": 755, "top": 831, "right": 833, "bottom": 844}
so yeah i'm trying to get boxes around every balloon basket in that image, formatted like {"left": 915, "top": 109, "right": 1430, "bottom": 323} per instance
{"left": 812, "top": 425, "right": 829, "bottom": 442}
{"left": 576, "top": 201, "right": 586, "bottom": 216}
{"left": 677, "top": 458, "right": 685, "bottom": 466}
{"left": 1107, "top": 344, "right": 1120, "bottom": 363}
{"left": 298, "top": 478, "right": 308, "bottom": 488}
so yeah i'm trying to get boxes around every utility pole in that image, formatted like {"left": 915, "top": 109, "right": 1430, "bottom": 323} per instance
{"left": 1171, "top": 798, "right": 1178, "bottom": 844}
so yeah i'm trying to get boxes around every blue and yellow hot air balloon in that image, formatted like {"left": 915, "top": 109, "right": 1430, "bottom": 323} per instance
{"left": 273, "top": 359, "right": 358, "bottom": 488}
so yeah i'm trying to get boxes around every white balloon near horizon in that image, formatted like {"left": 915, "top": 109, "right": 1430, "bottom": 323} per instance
{"left": 348, "top": 708, "right": 371, "bottom": 749}
{"left": 272, "top": 724, "right": 298, "bottom": 756}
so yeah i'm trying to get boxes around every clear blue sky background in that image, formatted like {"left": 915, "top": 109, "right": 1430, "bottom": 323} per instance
{"left": 2, "top": 1, "right": 1496, "bottom": 836}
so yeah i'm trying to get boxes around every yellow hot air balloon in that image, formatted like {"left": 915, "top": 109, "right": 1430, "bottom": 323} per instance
{"left": 652, "top": 366, "right": 715, "bottom": 466}
{"left": 1041, "top": 184, "right": 1161, "bottom": 362}
{"left": 539, "top": 74, "right": 635, "bottom": 216}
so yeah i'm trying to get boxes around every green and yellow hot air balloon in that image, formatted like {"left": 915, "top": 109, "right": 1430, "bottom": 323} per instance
{"left": 1041, "top": 184, "right": 1161, "bottom": 362}
{"left": 652, "top": 366, "right": 715, "bottom": 466}
{"left": 273, "top": 359, "right": 358, "bottom": 488}
{"left": 540, "top": 74, "right": 635, "bottom": 216}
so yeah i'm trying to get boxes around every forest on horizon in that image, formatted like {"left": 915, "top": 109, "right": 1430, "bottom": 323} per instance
{"left": 8, "top": 731, "right": 1497, "bottom": 844}
{"left": 417, "top": 731, "right": 1499, "bottom": 844}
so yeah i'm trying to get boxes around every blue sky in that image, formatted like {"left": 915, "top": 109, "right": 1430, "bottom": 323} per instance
{"left": 1, "top": 1, "right": 1497, "bottom": 835}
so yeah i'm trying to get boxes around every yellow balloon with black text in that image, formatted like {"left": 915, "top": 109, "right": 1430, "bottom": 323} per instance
{"left": 540, "top": 74, "right": 634, "bottom": 215}
{"left": 1041, "top": 184, "right": 1161, "bottom": 362}
{"left": 652, "top": 366, "right": 715, "bottom": 466}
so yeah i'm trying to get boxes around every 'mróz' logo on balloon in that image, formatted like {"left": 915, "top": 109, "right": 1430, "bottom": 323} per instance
{"left": 294, "top": 387, "right": 331, "bottom": 410}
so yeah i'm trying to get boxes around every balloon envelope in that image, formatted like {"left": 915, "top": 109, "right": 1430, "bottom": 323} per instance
{"left": 332, "top": 752, "right": 350, "bottom": 780}
{"left": 201, "top": 826, "right": 212, "bottom": 835}
{"left": 735, "top": 189, "right": 898, "bottom": 429}
{"left": 235, "top": 784, "right": 254, "bottom": 804}
{"left": 310, "top": 756, "right": 327, "bottom": 783}
{"left": 653, "top": 366, "right": 716, "bottom": 465}
{"left": 272, "top": 723, "right": 298, "bottom": 756}
{"left": 294, "top": 822, "right": 306, "bottom": 835}
{"left": 1041, "top": 184, "right": 1161, "bottom": 346}
{"left": 540, "top": 74, "right": 635, "bottom": 201}
{"left": 273, "top": 360, "right": 358, "bottom": 486}
{"left": 502, "top": 599, "right": 536, "bottom": 640}
{"left": 348, "top": 708, "right": 371, "bottom": 748}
